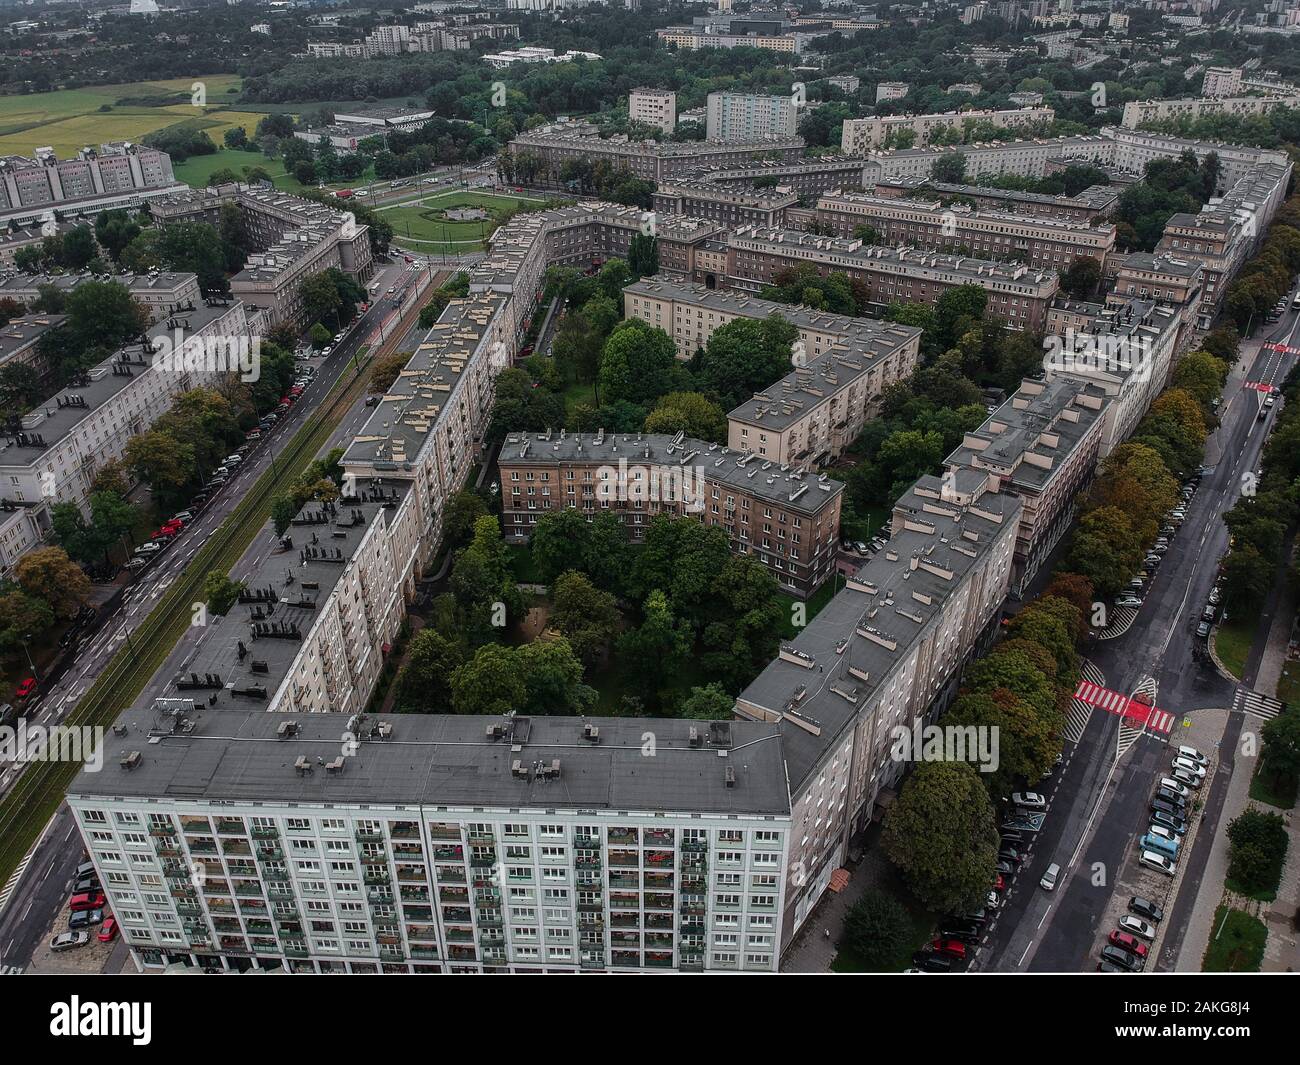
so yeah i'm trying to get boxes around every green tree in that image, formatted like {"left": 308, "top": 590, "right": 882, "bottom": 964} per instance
{"left": 551, "top": 570, "right": 620, "bottom": 665}
{"left": 15, "top": 546, "right": 90, "bottom": 619}
{"left": 202, "top": 571, "right": 245, "bottom": 616}
{"left": 678, "top": 682, "right": 735, "bottom": 720}
{"left": 840, "top": 889, "right": 912, "bottom": 970}
{"left": 643, "top": 391, "right": 729, "bottom": 443}
{"left": 882, "top": 761, "right": 999, "bottom": 914}
{"left": 597, "top": 319, "right": 681, "bottom": 406}
{"left": 694, "top": 314, "right": 798, "bottom": 411}
{"left": 393, "top": 628, "right": 465, "bottom": 713}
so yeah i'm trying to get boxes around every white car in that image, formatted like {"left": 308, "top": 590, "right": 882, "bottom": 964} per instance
{"left": 1147, "top": 823, "right": 1180, "bottom": 847}
{"left": 1176, "top": 746, "right": 1208, "bottom": 766}
{"left": 1157, "top": 777, "right": 1189, "bottom": 797}
{"left": 1010, "top": 791, "right": 1047, "bottom": 811}
{"left": 1139, "top": 850, "right": 1176, "bottom": 876}
{"left": 1118, "top": 914, "right": 1156, "bottom": 940}
{"left": 1040, "top": 862, "right": 1061, "bottom": 891}
{"left": 1172, "top": 757, "right": 1206, "bottom": 779}
{"left": 134, "top": 542, "right": 162, "bottom": 556}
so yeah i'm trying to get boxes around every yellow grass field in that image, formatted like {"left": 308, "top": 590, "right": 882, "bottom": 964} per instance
{"left": 0, "top": 76, "right": 266, "bottom": 157}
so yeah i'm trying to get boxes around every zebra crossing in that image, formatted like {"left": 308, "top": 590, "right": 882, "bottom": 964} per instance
{"left": 1232, "top": 687, "right": 1286, "bottom": 720}
{"left": 0, "top": 965, "right": 22, "bottom": 976}
{"left": 1096, "top": 607, "right": 1138, "bottom": 640}
{"left": 1118, "top": 677, "right": 1160, "bottom": 757}
{"left": 1065, "top": 660, "right": 1105, "bottom": 744}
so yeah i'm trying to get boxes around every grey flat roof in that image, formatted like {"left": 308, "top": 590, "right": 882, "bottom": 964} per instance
{"left": 0, "top": 300, "right": 242, "bottom": 461}
{"left": 158, "top": 476, "right": 411, "bottom": 712}
{"left": 736, "top": 476, "right": 1021, "bottom": 790}
{"left": 70, "top": 710, "right": 791, "bottom": 817}
{"left": 0, "top": 313, "right": 63, "bottom": 363}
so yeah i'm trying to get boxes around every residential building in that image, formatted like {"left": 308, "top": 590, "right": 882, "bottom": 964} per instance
{"left": 0, "top": 143, "right": 183, "bottom": 226}
{"left": 811, "top": 190, "right": 1117, "bottom": 273}
{"left": 868, "top": 176, "right": 1118, "bottom": 222}
{"left": 1121, "top": 93, "right": 1300, "bottom": 129}
{"left": 875, "top": 81, "right": 910, "bottom": 103}
{"left": 629, "top": 88, "right": 677, "bottom": 134}
{"left": 944, "top": 377, "right": 1107, "bottom": 594}
{"left": 840, "top": 106, "right": 1056, "bottom": 154}
{"left": 498, "top": 429, "right": 844, "bottom": 594}
{"left": 0, "top": 271, "right": 202, "bottom": 324}
{"left": 720, "top": 227, "right": 1061, "bottom": 332}
{"left": 652, "top": 181, "right": 797, "bottom": 229}
{"left": 705, "top": 92, "right": 798, "bottom": 142}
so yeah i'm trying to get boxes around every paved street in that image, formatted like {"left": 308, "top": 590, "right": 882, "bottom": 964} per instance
{"left": 985, "top": 304, "right": 1300, "bottom": 972}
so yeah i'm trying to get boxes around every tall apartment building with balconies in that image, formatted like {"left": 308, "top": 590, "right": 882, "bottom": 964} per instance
{"left": 0, "top": 270, "right": 202, "bottom": 324}
{"left": 868, "top": 176, "right": 1118, "bottom": 223}
{"left": 0, "top": 142, "right": 183, "bottom": 226}
{"left": 705, "top": 92, "right": 798, "bottom": 142}
{"left": 67, "top": 712, "right": 793, "bottom": 973}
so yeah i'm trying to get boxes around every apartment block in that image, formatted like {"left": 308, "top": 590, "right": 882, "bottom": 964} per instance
{"left": 498, "top": 429, "right": 844, "bottom": 595}
{"left": 720, "top": 227, "right": 1061, "bottom": 332}
{"left": 705, "top": 92, "right": 798, "bottom": 142}
{"left": 0, "top": 142, "right": 183, "bottom": 226}
{"left": 736, "top": 474, "right": 1021, "bottom": 942}
{"left": 505, "top": 121, "right": 804, "bottom": 185}
{"left": 812, "top": 190, "right": 1117, "bottom": 272}
{"left": 1121, "top": 93, "right": 1300, "bottom": 129}
{"left": 652, "top": 181, "right": 797, "bottom": 229}
{"left": 1045, "top": 297, "right": 1186, "bottom": 455}
{"left": 656, "top": 27, "right": 806, "bottom": 53}
{"left": 1108, "top": 251, "right": 1206, "bottom": 336}
{"left": 622, "top": 278, "right": 922, "bottom": 464}
{"left": 0, "top": 312, "right": 64, "bottom": 384}
{"left": 153, "top": 184, "right": 374, "bottom": 327}
{"left": 875, "top": 81, "right": 910, "bottom": 103}
{"left": 945, "top": 377, "right": 1106, "bottom": 594}
{"left": 67, "top": 713, "right": 793, "bottom": 973}
{"left": 0, "top": 299, "right": 249, "bottom": 531}
{"left": 869, "top": 176, "right": 1118, "bottom": 223}
{"left": 0, "top": 270, "right": 202, "bottom": 324}
{"left": 687, "top": 157, "right": 872, "bottom": 199}
{"left": 629, "top": 88, "right": 677, "bottom": 134}
{"left": 841, "top": 106, "right": 1055, "bottom": 154}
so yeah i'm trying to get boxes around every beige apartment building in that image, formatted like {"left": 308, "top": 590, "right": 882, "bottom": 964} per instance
{"left": 840, "top": 106, "right": 1055, "bottom": 154}
{"left": 869, "top": 176, "right": 1118, "bottom": 223}
{"left": 945, "top": 377, "right": 1106, "bottom": 594}
{"left": 622, "top": 278, "right": 921, "bottom": 465}
{"left": 628, "top": 88, "right": 677, "bottom": 133}
{"left": 652, "top": 181, "right": 797, "bottom": 230}
{"left": 1121, "top": 93, "right": 1300, "bottom": 129}
{"left": 719, "top": 227, "right": 1061, "bottom": 332}
{"left": 0, "top": 270, "right": 202, "bottom": 323}
{"left": 812, "top": 190, "right": 1117, "bottom": 273}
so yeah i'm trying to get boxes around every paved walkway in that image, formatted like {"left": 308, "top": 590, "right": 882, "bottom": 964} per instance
{"left": 781, "top": 831, "right": 894, "bottom": 972}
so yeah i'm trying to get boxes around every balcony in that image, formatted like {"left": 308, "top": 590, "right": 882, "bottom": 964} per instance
{"left": 390, "top": 823, "right": 421, "bottom": 840}
{"left": 255, "top": 848, "right": 284, "bottom": 862}
{"left": 363, "top": 870, "right": 391, "bottom": 886}
{"left": 251, "top": 826, "right": 279, "bottom": 840}
{"left": 479, "top": 931, "right": 505, "bottom": 948}
{"left": 355, "top": 829, "right": 384, "bottom": 843}
{"left": 427, "top": 825, "right": 460, "bottom": 841}
{"left": 680, "top": 839, "right": 707, "bottom": 853}
{"left": 433, "top": 847, "right": 464, "bottom": 862}
{"left": 445, "top": 928, "right": 473, "bottom": 943}
{"left": 436, "top": 868, "right": 466, "bottom": 885}
{"left": 234, "top": 883, "right": 263, "bottom": 897}
{"left": 609, "top": 829, "right": 637, "bottom": 845}
{"left": 644, "top": 829, "right": 674, "bottom": 846}
{"left": 148, "top": 824, "right": 177, "bottom": 838}
{"left": 411, "top": 946, "right": 440, "bottom": 961}
{"left": 468, "top": 852, "right": 497, "bottom": 869}
{"left": 608, "top": 851, "right": 638, "bottom": 868}
{"left": 216, "top": 819, "right": 246, "bottom": 836}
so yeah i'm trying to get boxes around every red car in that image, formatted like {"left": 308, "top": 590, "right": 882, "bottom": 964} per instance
{"left": 992, "top": 873, "right": 1007, "bottom": 892}
{"left": 15, "top": 676, "right": 36, "bottom": 700}
{"left": 97, "top": 916, "right": 118, "bottom": 943}
{"left": 931, "top": 938, "right": 967, "bottom": 960}
{"left": 153, "top": 526, "right": 179, "bottom": 541}
{"left": 1108, "top": 930, "right": 1149, "bottom": 958}
{"left": 161, "top": 519, "right": 184, "bottom": 532}
{"left": 70, "top": 891, "right": 106, "bottom": 912}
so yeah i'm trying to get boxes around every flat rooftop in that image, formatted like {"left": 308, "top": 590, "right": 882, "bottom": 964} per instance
{"left": 70, "top": 708, "right": 791, "bottom": 817}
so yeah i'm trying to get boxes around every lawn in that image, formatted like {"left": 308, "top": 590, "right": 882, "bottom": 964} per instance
{"left": 1248, "top": 757, "right": 1298, "bottom": 810}
{"left": 1202, "top": 906, "right": 1267, "bottom": 972}
{"left": 173, "top": 148, "right": 295, "bottom": 190}
{"left": 1214, "top": 618, "right": 1253, "bottom": 680}
{"left": 777, "top": 573, "right": 842, "bottom": 638}
{"left": 0, "top": 76, "right": 249, "bottom": 157}
{"left": 382, "top": 190, "right": 548, "bottom": 253}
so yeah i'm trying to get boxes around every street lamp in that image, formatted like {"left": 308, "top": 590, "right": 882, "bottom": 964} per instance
{"left": 20, "top": 633, "right": 38, "bottom": 680}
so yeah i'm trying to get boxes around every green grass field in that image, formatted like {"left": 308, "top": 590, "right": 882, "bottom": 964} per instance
{"left": 1214, "top": 618, "right": 1253, "bottom": 679}
{"left": 1202, "top": 906, "right": 1267, "bottom": 972}
{"left": 0, "top": 76, "right": 258, "bottom": 157}
{"left": 383, "top": 190, "right": 547, "bottom": 253}
{"left": 172, "top": 148, "right": 296, "bottom": 190}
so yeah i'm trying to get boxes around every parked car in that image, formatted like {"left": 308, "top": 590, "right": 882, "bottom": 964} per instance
{"left": 1154, "top": 787, "right": 1186, "bottom": 809}
{"left": 1118, "top": 914, "right": 1156, "bottom": 940}
{"left": 1151, "top": 796, "right": 1183, "bottom": 818}
{"left": 15, "top": 676, "right": 36, "bottom": 700}
{"left": 1150, "top": 810, "right": 1187, "bottom": 836}
{"left": 172, "top": 511, "right": 194, "bottom": 523}
{"left": 1129, "top": 896, "right": 1164, "bottom": 924}
{"left": 1196, "top": 621, "right": 1212, "bottom": 638}
{"left": 1139, "top": 850, "right": 1176, "bottom": 876}
{"left": 97, "top": 916, "right": 119, "bottom": 943}
{"left": 1172, "top": 757, "right": 1207, "bottom": 779}
{"left": 1010, "top": 791, "right": 1047, "bottom": 811}
{"left": 70, "top": 891, "right": 105, "bottom": 911}
{"left": 50, "top": 931, "right": 90, "bottom": 953}
{"left": 1116, "top": 595, "right": 1143, "bottom": 608}
{"left": 68, "top": 908, "right": 104, "bottom": 930}
{"left": 1177, "top": 746, "right": 1208, "bottom": 766}
{"left": 1141, "top": 832, "right": 1179, "bottom": 858}
{"left": 1108, "top": 930, "right": 1150, "bottom": 959}
{"left": 1171, "top": 768, "right": 1202, "bottom": 790}
{"left": 931, "top": 938, "right": 967, "bottom": 960}
{"left": 134, "top": 542, "right": 162, "bottom": 556}
{"left": 1100, "top": 944, "right": 1143, "bottom": 971}
{"left": 1158, "top": 777, "right": 1189, "bottom": 797}
{"left": 1040, "top": 862, "right": 1061, "bottom": 891}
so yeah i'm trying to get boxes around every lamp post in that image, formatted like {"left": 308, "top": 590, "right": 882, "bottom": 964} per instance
{"left": 20, "top": 633, "right": 38, "bottom": 680}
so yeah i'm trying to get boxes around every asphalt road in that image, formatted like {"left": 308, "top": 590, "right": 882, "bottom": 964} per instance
{"left": 986, "top": 302, "right": 1300, "bottom": 971}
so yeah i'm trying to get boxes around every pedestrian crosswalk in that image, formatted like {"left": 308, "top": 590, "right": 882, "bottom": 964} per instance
{"left": 1096, "top": 607, "right": 1138, "bottom": 640}
{"left": 1232, "top": 687, "right": 1286, "bottom": 720}
{"left": 1065, "top": 661, "right": 1106, "bottom": 744}
{"left": 0, "top": 965, "right": 22, "bottom": 976}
